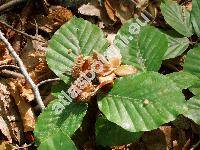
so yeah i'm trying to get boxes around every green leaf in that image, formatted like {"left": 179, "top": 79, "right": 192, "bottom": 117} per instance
{"left": 163, "top": 31, "right": 189, "bottom": 59}
{"left": 114, "top": 19, "right": 139, "bottom": 49}
{"left": 189, "top": 82, "right": 200, "bottom": 96}
{"left": 46, "top": 17, "right": 109, "bottom": 83}
{"left": 166, "top": 72, "right": 199, "bottom": 90}
{"left": 138, "top": 26, "right": 168, "bottom": 71}
{"left": 38, "top": 130, "right": 76, "bottom": 150}
{"left": 184, "top": 44, "right": 200, "bottom": 78}
{"left": 96, "top": 117, "right": 142, "bottom": 146}
{"left": 160, "top": 1, "right": 193, "bottom": 37}
{"left": 98, "top": 72, "right": 186, "bottom": 132}
{"left": 34, "top": 99, "right": 88, "bottom": 145}
{"left": 51, "top": 81, "right": 70, "bottom": 98}
{"left": 114, "top": 22, "right": 168, "bottom": 71}
{"left": 191, "top": 0, "right": 200, "bottom": 36}
{"left": 184, "top": 96, "right": 200, "bottom": 125}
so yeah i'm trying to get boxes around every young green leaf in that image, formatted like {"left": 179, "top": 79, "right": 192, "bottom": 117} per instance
{"left": 95, "top": 117, "right": 142, "bottom": 146}
{"left": 184, "top": 96, "right": 200, "bottom": 125}
{"left": 184, "top": 44, "right": 200, "bottom": 78}
{"left": 98, "top": 72, "right": 186, "bottom": 132}
{"left": 114, "top": 21, "right": 168, "bottom": 71}
{"left": 46, "top": 17, "right": 109, "bottom": 83}
{"left": 166, "top": 72, "right": 199, "bottom": 90}
{"left": 34, "top": 99, "right": 88, "bottom": 145}
{"left": 163, "top": 31, "right": 189, "bottom": 59}
{"left": 38, "top": 130, "right": 76, "bottom": 150}
{"left": 191, "top": 0, "right": 200, "bottom": 36}
{"left": 160, "top": 1, "right": 193, "bottom": 37}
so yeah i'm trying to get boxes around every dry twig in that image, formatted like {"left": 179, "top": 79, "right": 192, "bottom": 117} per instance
{"left": 0, "top": 69, "right": 24, "bottom": 78}
{"left": 0, "top": 0, "right": 26, "bottom": 12}
{"left": 0, "top": 30, "right": 45, "bottom": 110}
{"left": 0, "top": 21, "right": 46, "bottom": 43}
{"left": 191, "top": 140, "right": 200, "bottom": 150}
{"left": 37, "top": 78, "right": 60, "bottom": 88}
{"left": 0, "top": 65, "right": 19, "bottom": 70}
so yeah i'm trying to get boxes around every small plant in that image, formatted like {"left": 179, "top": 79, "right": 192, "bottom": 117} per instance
{"left": 34, "top": 0, "right": 200, "bottom": 149}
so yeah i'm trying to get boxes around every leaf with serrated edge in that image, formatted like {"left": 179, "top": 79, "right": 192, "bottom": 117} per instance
{"left": 114, "top": 21, "right": 168, "bottom": 71}
{"left": 138, "top": 26, "right": 168, "bottom": 71}
{"left": 160, "top": 2, "right": 193, "bottom": 37}
{"left": 191, "top": 0, "right": 200, "bottom": 36}
{"left": 38, "top": 130, "right": 76, "bottom": 150}
{"left": 46, "top": 17, "right": 109, "bottom": 83}
{"left": 184, "top": 96, "right": 200, "bottom": 125}
{"left": 96, "top": 116, "right": 142, "bottom": 146}
{"left": 166, "top": 72, "right": 199, "bottom": 90}
{"left": 184, "top": 44, "right": 200, "bottom": 78}
{"left": 163, "top": 31, "right": 189, "bottom": 59}
{"left": 98, "top": 72, "right": 186, "bottom": 132}
{"left": 34, "top": 99, "right": 87, "bottom": 144}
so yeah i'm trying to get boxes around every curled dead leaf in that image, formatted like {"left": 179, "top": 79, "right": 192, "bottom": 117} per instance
{"left": 78, "top": 3, "right": 101, "bottom": 18}
{"left": 0, "top": 116, "right": 12, "bottom": 142}
{"left": 0, "top": 82, "right": 24, "bottom": 144}
{"left": 104, "top": 0, "right": 135, "bottom": 23}
{"left": 9, "top": 81, "right": 36, "bottom": 132}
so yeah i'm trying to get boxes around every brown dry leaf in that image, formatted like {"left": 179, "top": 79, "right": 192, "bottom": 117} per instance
{"left": 32, "top": 35, "right": 47, "bottom": 51}
{"left": 0, "top": 116, "right": 12, "bottom": 142}
{"left": 104, "top": 0, "right": 135, "bottom": 23}
{"left": 29, "top": 6, "right": 73, "bottom": 33}
{"left": 9, "top": 77, "right": 34, "bottom": 102}
{"left": 146, "top": 2, "right": 158, "bottom": 18}
{"left": 0, "top": 141, "right": 13, "bottom": 150}
{"left": 48, "top": 5, "right": 73, "bottom": 27}
{"left": 21, "top": 40, "right": 54, "bottom": 84}
{"left": 104, "top": 0, "right": 117, "bottom": 21}
{"left": 0, "top": 42, "right": 12, "bottom": 65}
{"left": 9, "top": 80, "right": 36, "bottom": 132}
{"left": 0, "top": 81, "right": 24, "bottom": 144}
{"left": 135, "top": 0, "right": 149, "bottom": 9}
{"left": 142, "top": 126, "right": 173, "bottom": 150}
{"left": 140, "top": 124, "right": 192, "bottom": 150}
{"left": 78, "top": 3, "right": 101, "bottom": 18}
{"left": 29, "top": 15, "right": 54, "bottom": 33}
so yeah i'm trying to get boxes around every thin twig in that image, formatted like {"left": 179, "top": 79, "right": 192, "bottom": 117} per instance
{"left": 0, "top": 30, "right": 45, "bottom": 110}
{"left": 0, "top": 0, "right": 27, "bottom": 12}
{"left": 0, "top": 21, "right": 46, "bottom": 43}
{"left": 0, "top": 69, "right": 24, "bottom": 78}
{"left": 37, "top": 78, "right": 60, "bottom": 88}
{"left": 0, "top": 65, "right": 19, "bottom": 70}
{"left": 190, "top": 140, "right": 200, "bottom": 150}
{"left": 13, "top": 142, "right": 34, "bottom": 150}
